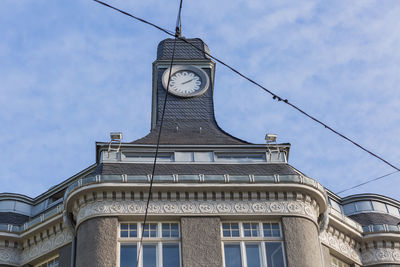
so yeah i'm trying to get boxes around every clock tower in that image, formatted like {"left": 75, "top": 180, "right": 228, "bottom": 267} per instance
{"left": 133, "top": 38, "right": 248, "bottom": 145}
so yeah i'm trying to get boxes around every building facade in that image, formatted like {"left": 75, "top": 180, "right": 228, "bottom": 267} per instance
{"left": 1, "top": 38, "right": 399, "bottom": 267}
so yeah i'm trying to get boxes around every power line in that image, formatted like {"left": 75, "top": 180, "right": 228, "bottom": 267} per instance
{"left": 336, "top": 170, "right": 400, "bottom": 195}
{"left": 135, "top": 38, "right": 177, "bottom": 267}
{"left": 92, "top": 1, "right": 400, "bottom": 183}
{"left": 135, "top": 1, "right": 183, "bottom": 265}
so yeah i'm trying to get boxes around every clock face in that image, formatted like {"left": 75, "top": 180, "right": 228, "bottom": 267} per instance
{"left": 162, "top": 65, "right": 210, "bottom": 97}
{"left": 169, "top": 70, "right": 202, "bottom": 94}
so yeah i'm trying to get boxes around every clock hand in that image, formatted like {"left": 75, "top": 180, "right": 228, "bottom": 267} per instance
{"left": 181, "top": 78, "right": 194, "bottom": 85}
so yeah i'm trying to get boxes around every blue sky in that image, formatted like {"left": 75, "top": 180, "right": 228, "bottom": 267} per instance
{"left": 1, "top": 0, "right": 399, "bottom": 200}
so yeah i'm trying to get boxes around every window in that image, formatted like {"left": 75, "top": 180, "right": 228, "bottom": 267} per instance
{"left": 119, "top": 222, "right": 180, "bottom": 267}
{"left": 215, "top": 153, "right": 266, "bottom": 162}
{"left": 331, "top": 255, "right": 350, "bottom": 267}
{"left": 222, "top": 222, "right": 286, "bottom": 267}
{"left": 34, "top": 256, "right": 59, "bottom": 267}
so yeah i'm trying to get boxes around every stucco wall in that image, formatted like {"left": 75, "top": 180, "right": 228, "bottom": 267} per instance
{"left": 180, "top": 217, "right": 222, "bottom": 267}
{"left": 76, "top": 217, "right": 118, "bottom": 267}
{"left": 282, "top": 216, "right": 323, "bottom": 267}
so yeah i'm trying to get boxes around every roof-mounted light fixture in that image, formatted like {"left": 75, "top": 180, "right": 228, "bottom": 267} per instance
{"left": 110, "top": 132, "right": 123, "bottom": 142}
{"left": 108, "top": 132, "right": 123, "bottom": 154}
{"left": 265, "top": 133, "right": 277, "bottom": 144}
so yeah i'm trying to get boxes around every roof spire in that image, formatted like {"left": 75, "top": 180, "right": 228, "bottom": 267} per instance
{"left": 175, "top": 0, "right": 183, "bottom": 37}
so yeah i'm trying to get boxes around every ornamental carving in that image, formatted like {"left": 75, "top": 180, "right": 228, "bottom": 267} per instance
{"left": 0, "top": 247, "right": 19, "bottom": 266}
{"left": 20, "top": 230, "right": 73, "bottom": 265}
{"left": 319, "top": 228, "right": 362, "bottom": 265}
{"left": 76, "top": 200, "right": 319, "bottom": 226}
{"left": 361, "top": 248, "right": 400, "bottom": 266}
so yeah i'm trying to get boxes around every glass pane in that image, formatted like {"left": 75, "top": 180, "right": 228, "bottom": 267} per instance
{"left": 264, "top": 223, "right": 280, "bottom": 237}
{"left": 162, "top": 223, "right": 179, "bottom": 238}
{"left": 120, "top": 245, "right": 137, "bottom": 267}
{"left": 163, "top": 244, "right": 180, "bottom": 267}
{"left": 130, "top": 224, "right": 138, "bottom": 237}
{"left": 271, "top": 223, "right": 281, "bottom": 237}
{"left": 143, "top": 244, "right": 157, "bottom": 267}
{"left": 263, "top": 223, "right": 272, "bottom": 237}
{"left": 246, "top": 244, "right": 261, "bottom": 267}
{"left": 342, "top": 203, "right": 356, "bottom": 214}
{"left": 387, "top": 205, "right": 400, "bottom": 216}
{"left": 243, "top": 223, "right": 259, "bottom": 237}
{"left": 355, "top": 201, "right": 372, "bottom": 211}
{"left": 222, "top": 223, "right": 240, "bottom": 237}
{"left": 171, "top": 223, "right": 179, "bottom": 237}
{"left": 121, "top": 224, "right": 129, "bottom": 230}
{"left": 372, "top": 201, "right": 387, "bottom": 212}
{"left": 121, "top": 231, "right": 128, "bottom": 238}
{"left": 225, "top": 244, "right": 242, "bottom": 267}
{"left": 144, "top": 224, "right": 158, "bottom": 238}
{"left": 162, "top": 223, "right": 171, "bottom": 237}
{"left": 265, "top": 242, "right": 285, "bottom": 267}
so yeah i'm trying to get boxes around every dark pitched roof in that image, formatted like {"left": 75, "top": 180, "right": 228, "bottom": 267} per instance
{"left": 94, "top": 163, "right": 298, "bottom": 176}
{"left": 349, "top": 212, "right": 400, "bottom": 226}
{"left": 132, "top": 120, "right": 249, "bottom": 145}
{"left": 157, "top": 38, "right": 210, "bottom": 60}
{"left": 0, "top": 212, "right": 29, "bottom": 225}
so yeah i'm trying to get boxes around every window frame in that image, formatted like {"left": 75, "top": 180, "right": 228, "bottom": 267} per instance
{"left": 331, "top": 255, "right": 350, "bottom": 267}
{"left": 34, "top": 255, "right": 59, "bottom": 267}
{"left": 118, "top": 222, "right": 181, "bottom": 267}
{"left": 221, "top": 221, "right": 287, "bottom": 267}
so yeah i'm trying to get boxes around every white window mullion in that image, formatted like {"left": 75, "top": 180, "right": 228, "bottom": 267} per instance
{"left": 137, "top": 242, "right": 143, "bottom": 267}
{"left": 260, "top": 242, "right": 267, "bottom": 267}
{"left": 158, "top": 241, "right": 163, "bottom": 267}
{"left": 240, "top": 241, "right": 247, "bottom": 267}
{"left": 138, "top": 222, "right": 142, "bottom": 238}
{"left": 239, "top": 222, "right": 244, "bottom": 237}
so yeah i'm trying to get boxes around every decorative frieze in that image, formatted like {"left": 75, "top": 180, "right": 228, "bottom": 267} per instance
{"left": 76, "top": 199, "right": 320, "bottom": 226}
{"left": 361, "top": 241, "right": 400, "bottom": 266}
{"left": 20, "top": 229, "right": 73, "bottom": 265}
{"left": 0, "top": 246, "right": 19, "bottom": 266}
{"left": 320, "top": 226, "right": 362, "bottom": 265}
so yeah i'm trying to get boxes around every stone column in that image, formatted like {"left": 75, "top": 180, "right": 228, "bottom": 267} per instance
{"left": 180, "top": 217, "right": 223, "bottom": 267}
{"left": 282, "top": 216, "right": 323, "bottom": 267}
{"left": 76, "top": 217, "right": 118, "bottom": 267}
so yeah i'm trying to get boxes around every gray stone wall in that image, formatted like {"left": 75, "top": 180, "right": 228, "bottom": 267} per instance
{"left": 59, "top": 243, "right": 72, "bottom": 267}
{"left": 76, "top": 217, "right": 118, "bottom": 267}
{"left": 180, "top": 217, "right": 223, "bottom": 267}
{"left": 282, "top": 216, "right": 323, "bottom": 267}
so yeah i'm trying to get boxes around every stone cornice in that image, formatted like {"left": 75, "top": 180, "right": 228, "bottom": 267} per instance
{"left": 0, "top": 221, "right": 73, "bottom": 266}
{"left": 76, "top": 198, "right": 320, "bottom": 229}
{"left": 65, "top": 182, "right": 327, "bottom": 213}
{"left": 361, "top": 240, "right": 400, "bottom": 266}
{"left": 20, "top": 228, "right": 73, "bottom": 265}
{"left": 320, "top": 225, "right": 362, "bottom": 265}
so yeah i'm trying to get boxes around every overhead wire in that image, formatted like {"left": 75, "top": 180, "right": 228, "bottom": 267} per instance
{"left": 135, "top": 39, "right": 177, "bottom": 266}
{"left": 93, "top": 0, "right": 400, "bottom": 193}
{"left": 134, "top": 2, "right": 182, "bottom": 265}
{"left": 336, "top": 170, "right": 400, "bottom": 195}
